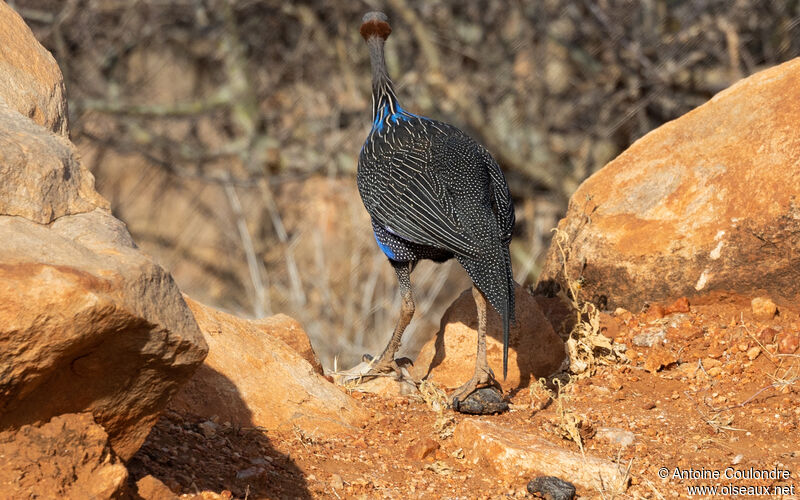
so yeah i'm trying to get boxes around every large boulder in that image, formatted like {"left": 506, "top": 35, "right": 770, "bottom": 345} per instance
{"left": 0, "top": 103, "right": 207, "bottom": 461}
{"left": 536, "top": 58, "right": 800, "bottom": 311}
{"left": 0, "top": 413, "right": 129, "bottom": 499}
{"left": 0, "top": 2, "right": 68, "bottom": 136}
{"left": 170, "top": 298, "right": 370, "bottom": 436}
{"left": 411, "top": 284, "right": 566, "bottom": 391}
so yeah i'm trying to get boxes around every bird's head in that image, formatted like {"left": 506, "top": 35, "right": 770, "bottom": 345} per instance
{"left": 360, "top": 11, "right": 391, "bottom": 41}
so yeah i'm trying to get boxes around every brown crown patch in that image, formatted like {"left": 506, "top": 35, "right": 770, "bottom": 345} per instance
{"left": 360, "top": 19, "right": 391, "bottom": 40}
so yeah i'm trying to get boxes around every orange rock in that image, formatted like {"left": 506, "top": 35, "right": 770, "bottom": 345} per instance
{"left": 453, "top": 419, "right": 628, "bottom": 490}
{"left": 777, "top": 332, "right": 799, "bottom": 354}
{"left": 645, "top": 305, "right": 666, "bottom": 322}
{"left": 644, "top": 347, "right": 678, "bottom": 373}
{"left": 411, "top": 284, "right": 566, "bottom": 391}
{"left": 0, "top": 413, "right": 129, "bottom": 499}
{"left": 758, "top": 327, "right": 778, "bottom": 344}
{"left": 751, "top": 297, "right": 778, "bottom": 320}
{"left": 405, "top": 437, "right": 440, "bottom": 461}
{"left": 613, "top": 307, "right": 634, "bottom": 324}
{"left": 668, "top": 325, "right": 703, "bottom": 341}
{"left": 170, "top": 298, "right": 369, "bottom": 437}
{"left": 252, "top": 313, "right": 323, "bottom": 375}
{"left": 0, "top": 106, "right": 106, "bottom": 226}
{"left": 598, "top": 312, "right": 621, "bottom": 339}
{"left": 0, "top": 107, "right": 206, "bottom": 460}
{"left": 536, "top": 59, "right": 800, "bottom": 311}
{"left": 136, "top": 475, "right": 178, "bottom": 500}
{"left": 666, "top": 297, "right": 690, "bottom": 314}
{"left": 0, "top": 2, "right": 68, "bottom": 136}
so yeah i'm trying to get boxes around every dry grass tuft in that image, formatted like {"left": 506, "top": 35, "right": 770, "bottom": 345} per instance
{"left": 553, "top": 228, "right": 627, "bottom": 377}
{"left": 546, "top": 377, "right": 594, "bottom": 452}
{"left": 418, "top": 379, "right": 456, "bottom": 439}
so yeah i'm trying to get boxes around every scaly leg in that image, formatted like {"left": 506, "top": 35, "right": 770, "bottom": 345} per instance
{"left": 451, "top": 285, "right": 499, "bottom": 405}
{"left": 363, "top": 260, "right": 415, "bottom": 376}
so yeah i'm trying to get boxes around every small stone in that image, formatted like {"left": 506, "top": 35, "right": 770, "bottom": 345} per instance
{"left": 643, "top": 348, "right": 677, "bottom": 373}
{"left": 406, "top": 437, "right": 440, "bottom": 461}
{"left": 645, "top": 304, "right": 666, "bottom": 322}
{"left": 731, "top": 454, "right": 744, "bottom": 465}
{"left": 330, "top": 474, "right": 344, "bottom": 490}
{"left": 642, "top": 401, "right": 656, "bottom": 410}
{"left": 235, "top": 467, "right": 262, "bottom": 481}
{"left": 597, "top": 313, "right": 621, "bottom": 339}
{"left": 595, "top": 427, "right": 635, "bottom": 448}
{"left": 758, "top": 327, "right": 779, "bottom": 344}
{"left": 614, "top": 308, "right": 634, "bottom": 324}
{"left": 136, "top": 475, "right": 175, "bottom": 500}
{"left": 454, "top": 387, "right": 509, "bottom": 415}
{"left": 198, "top": 420, "right": 217, "bottom": 438}
{"left": 675, "top": 362, "right": 698, "bottom": 379}
{"left": 746, "top": 346, "right": 761, "bottom": 361}
{"left": 665, "top": 297, "right": 690, "bottom": 314}
{"left": 751, "top": 297, "right": 778, "bottom": 320}
{"left": 527, "top": 475, "right": 577, "bottom": 500}
{"left": 777, "top": 333, "right": 799, "bottom": 354}
{"left": 632, "top": 327, "right": 666, "bottom": 347}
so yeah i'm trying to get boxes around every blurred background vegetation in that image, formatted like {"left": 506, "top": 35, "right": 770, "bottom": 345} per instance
{"left": 13, "top": 0, "right": 800, "bottom": 369}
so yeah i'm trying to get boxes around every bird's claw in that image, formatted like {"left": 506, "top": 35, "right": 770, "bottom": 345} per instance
{"left": 360, "top": 353, "right": 402, "bottom": 377}
{"left": 450, "top": 366, "right": 500, "bottom": 409}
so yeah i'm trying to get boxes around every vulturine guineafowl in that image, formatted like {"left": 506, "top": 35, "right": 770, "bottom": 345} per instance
{"left": 356, "top": 11, "right": 516, "bottom": 409}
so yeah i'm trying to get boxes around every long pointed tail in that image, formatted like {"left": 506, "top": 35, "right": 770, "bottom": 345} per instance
{"left": 501, "top": 244, "right": 514, "bottom": 380}
{"left": 457, "top": 243, "right": 515, "bottom": 380}
{"left": 502, "top": 303, "right": 510, "bottom": 380}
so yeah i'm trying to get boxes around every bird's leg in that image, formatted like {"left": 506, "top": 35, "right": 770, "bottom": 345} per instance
{"left": 363, "top": 261, "right": 415, "bottom": 376}
{"left": 450, "top": 286, "right": 499, "bottom": 406}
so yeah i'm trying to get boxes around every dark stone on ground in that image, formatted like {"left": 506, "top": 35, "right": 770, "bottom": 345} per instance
{"left": 527, "top": 475, "right": 576, "bottom": 500}
{"left": 453, "top": 387, "right": 508, "bottom": 415}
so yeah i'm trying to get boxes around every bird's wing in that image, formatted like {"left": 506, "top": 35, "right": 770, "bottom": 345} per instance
{"left": 369, "top": 163, "right": 482, "bottom": 259}
{"left": 486, "top": 157, "right": 515, "bottom": 244}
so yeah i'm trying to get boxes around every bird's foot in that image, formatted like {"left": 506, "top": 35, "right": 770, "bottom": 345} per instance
{"left": 360, "top": 353, "right": 405, "bottom": 378}
{"left": 336, "top": 354, "right": 412, "bottom": 386}
{"left": 450, "top": 367, "right": 507, "bottom": 414}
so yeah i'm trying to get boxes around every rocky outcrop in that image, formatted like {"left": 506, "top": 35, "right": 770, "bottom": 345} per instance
{"left": 536, "top": 58, "right": 800, "bottom": 311}
{"left": 411, "top": 284, "right": 566, "bottom": 391}
{"left": 0, "top": 413, "right": 129, "bottom": 499}
{"left": 0, "top": 2, "right": 68, "bottom": 136}
{"left": 0, "top": 21, "right": 207, "bottom": 461}
{"left": 170, "top": 298, "right": 369, "bottom": 436}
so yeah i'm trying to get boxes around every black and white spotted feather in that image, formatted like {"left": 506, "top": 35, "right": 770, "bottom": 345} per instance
{"left": 357, "top": 21, "right": 516, "bottom": 377}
